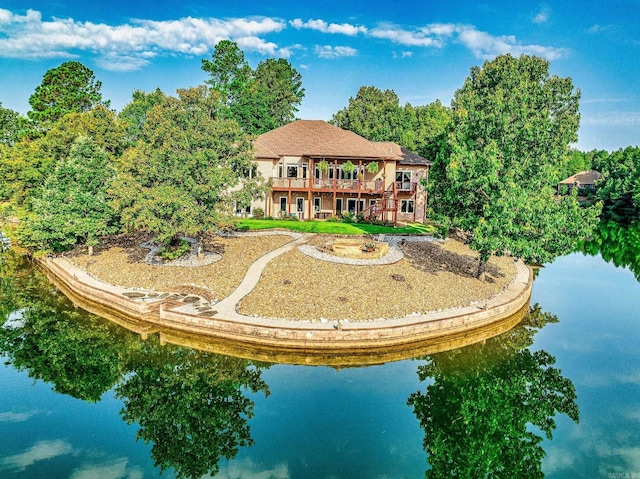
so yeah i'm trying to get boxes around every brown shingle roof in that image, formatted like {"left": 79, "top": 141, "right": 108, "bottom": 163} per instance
{"left": 558, "top": 170, "right": 602, "bottom": 185}
{"left": 375, "top": 141, "right": 432, "bottom": 166}
{"left": 254, "top": 120, "right": 400, "bottom": 159}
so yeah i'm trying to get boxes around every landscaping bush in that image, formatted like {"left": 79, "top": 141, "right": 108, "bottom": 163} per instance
{"left": 158, "top": 238, "right": 190, "bottom": 261}
{"left": 253, "top": 207, "right": 264, "bottom": 219}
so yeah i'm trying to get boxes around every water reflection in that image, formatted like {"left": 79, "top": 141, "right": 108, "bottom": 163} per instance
{"left": 0, "top": 250, "right": 270, "bottom": 478}
{"left": 118, "top": 337, "right": 270, "bottom": 478}
{"left": 408, "top": 305, "right": 579, "bottom": 477}
{"left": 581, "top": 219, "right": 640, "bottom": 281}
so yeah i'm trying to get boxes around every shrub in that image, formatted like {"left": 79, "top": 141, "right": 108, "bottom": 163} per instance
{"left": 342, "top": 211, "right": 355, "bottom": 223}
{"left": 253, "top": 207, "right": 264, "bottom": 219}
{"left": 158, "top": 238, "right": 191, "bottom": 261}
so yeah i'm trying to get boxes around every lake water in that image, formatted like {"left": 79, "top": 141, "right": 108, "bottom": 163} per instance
{"left": 1, "top": 223, "right": 639, "bottom": 478}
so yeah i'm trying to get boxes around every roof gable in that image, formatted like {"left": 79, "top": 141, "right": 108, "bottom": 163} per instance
{"left": 254, "top": 120, "right": 400, "bottom": 159}
{"left": 558, "top": 170, "right": 602, "bottom": 185}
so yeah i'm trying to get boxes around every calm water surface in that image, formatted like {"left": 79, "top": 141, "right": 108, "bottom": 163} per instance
{"left": 1, "top": 223, "right": 639, "bottom": 478}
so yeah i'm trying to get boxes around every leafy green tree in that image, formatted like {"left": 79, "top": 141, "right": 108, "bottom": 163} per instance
{"left": 202, "top": 40, "right": 253, "bottom": 107}
{"left": 28, "top": 61, "right": 108, "bottom": 126}
{"left": 0, "top": 106, "right": 125, "bottom": 207}
{"left": 117, "top": 338, "right": 270, "bottom": 478}
{"left": 408, "top": 305, "right": 579, "bottom": 478}
{"left": 331, "top": 86, "right": 406, "bottom": 142}
{"left": 401, "top": 101, "right": 451, "bottom": 159}
{"left": 250, "top": 58, "right": 304, "bottom": 132}
{"left": 593, "top": 146, "right": 640, "bottom": 211}
{"left": 202, "top": 41, "right": 304, "bottom": 134}
{"left": 331, "top": 86, "right": 451, "bottom": 158}
{"left": 428, "top": 54, "right": 600, "bottom": 274}
{"left": 110, "top": 86, "right": 266, "bottom": 245}
{"left": 0, "top": 102, "right": 31, "bottom": 145}
{"left": 18, "top": 136, "right": 119, "bottom": 253}
{"left": 118, "top": 88, "right": 166, "bottom": 143}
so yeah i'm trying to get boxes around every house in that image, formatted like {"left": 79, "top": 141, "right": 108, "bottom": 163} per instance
{"left": 246, "top": 120, "right": 431, "bottom": 224}
{"left": 557, "top": 170, "right": 602, "bottom": 196}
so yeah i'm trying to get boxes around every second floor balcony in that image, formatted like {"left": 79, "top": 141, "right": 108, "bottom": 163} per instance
{"left": 270, "top": 177, "right": 417, "bottom": 194}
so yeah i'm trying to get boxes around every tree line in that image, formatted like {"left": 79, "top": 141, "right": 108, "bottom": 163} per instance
{"left": 1, "top": 45, "right": 624, "bottom": 273}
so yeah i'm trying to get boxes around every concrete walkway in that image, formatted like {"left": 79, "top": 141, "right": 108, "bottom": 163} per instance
{"left": 212, "top": 233, "right": 314, "bottom": 320}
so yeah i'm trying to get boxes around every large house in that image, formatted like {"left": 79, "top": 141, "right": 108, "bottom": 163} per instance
{"left": 246, "top": 120, "right": 432, "bottom": 224}
{"left": 557, "top": 170, "right": 602, "bottom": 196}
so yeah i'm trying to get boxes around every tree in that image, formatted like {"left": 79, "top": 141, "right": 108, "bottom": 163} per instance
{"left": 331, "top": 86, "right": 406, "bottom": 142}
{"left": 110, "top": 86, "right": 266, "bottom": 245}
{"left": 593, "top": 146, "right": 640, "bottom": 211}
{"left": 202, "top": 40, "right": 252, "bottom": 107}
{"left": 202, "top": 41, "right": 305, "bottom": 134}
{"left": 28, "top": 61, "right": 108, "bottom": 125}
{"left": 118, "top": 88, "right": 166, "bottom": 143}
{"left": 247, "top": 58, "right": 304, "bottom": 132}
{"left": 18, "top": 136, "right": 119, "bottom": 253}
{"left": 408, "top": 305, "right": 579, "bottom": 478}
{"left": 401, "top": 101, "right": 451, "bottom": 159}
{"left": 428, "top": 54, "right": 601, "bottom": 274}
{"left": 0, "top": 106, "right": 125, "bottom": 207}
{"left": 0, "top": 102, "right": 31, "bottom": 145}
{"left": 330, "top": 86, "right": 451, "bottom": 159}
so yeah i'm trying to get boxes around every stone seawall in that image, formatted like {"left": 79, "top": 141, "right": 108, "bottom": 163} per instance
{"left": 39, "top": 255, "right": 533, "bottom": 354}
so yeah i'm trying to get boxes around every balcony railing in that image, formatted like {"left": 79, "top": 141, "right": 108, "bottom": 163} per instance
{"left": 270, "top": 177, "right": 386, "bottom": 192}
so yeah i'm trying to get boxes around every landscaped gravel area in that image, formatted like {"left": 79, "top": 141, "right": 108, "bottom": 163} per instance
{"left": 70, "top": 234, "right": 293, "bottom": 300}
{"left": 238, "top": 238, "right": 517, "bottom": 321}
{"left": 68, "top": 232, "right": 518, "bottom": 322}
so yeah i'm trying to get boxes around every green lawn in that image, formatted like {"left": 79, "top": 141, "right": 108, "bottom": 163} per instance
{"left": 237, "top": 218, "right": 435, "bottom": 235}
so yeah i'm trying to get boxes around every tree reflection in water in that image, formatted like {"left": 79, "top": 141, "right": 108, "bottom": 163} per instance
{"left": 118, "top": 337, "right": 270, "bottom": 478}
{"left": 0, "top": 249, "right": 270, "bottom": 479}
{"left": 408, "top": 305, "right": 579, "bottom": 478}
{"left": 581, "top": 218, "right": 640, "bottom": 282}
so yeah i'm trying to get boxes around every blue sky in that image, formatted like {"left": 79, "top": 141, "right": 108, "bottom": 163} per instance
{"left": 1, "top": 0, "right": 638, "bottom": 151}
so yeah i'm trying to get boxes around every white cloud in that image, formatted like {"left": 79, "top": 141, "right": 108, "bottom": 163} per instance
{"left": 315, "top": 45, "right": 358, "bottom": 59}
{"left": 0, "top": 440, "right": 74, "bottom": 472}
{"left": 588, "top": 24, "right": 615, "bottom": 34}
{"left": 0, "top": 8, "right": 286, "bottom": 70}
{"left": 71, "top": 457, "right": 144, "bottom": 479}
{"left": 0, "top": 411, "right": 38, "bottom": 423}
{"left": 532, "top": 5, "right": 552, "bottom": 24}
{"left": 455, "top": 24, "right": 569, "bottom": 60}
{"left": 368, "top": 23, "right": 445, "bottom": 47}
{"left": 0, "top": 9, "right": 570, "bottom": 70}
{"left": 290, "top": 18, "right": 366, "bottom": 36}
{"left": 212, "top": 458, "right": 290, "bottom": 478}
{"left": 583, "top": 111, "right": 640, "bottom": 126}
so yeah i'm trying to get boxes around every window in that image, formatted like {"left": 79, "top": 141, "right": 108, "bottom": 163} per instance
{"left": 400, "top": 200, "right": 414, "bottom": 213}
{"left": 313, "top": 197, "right": 321, "bottom": 212}
{"left": 286, "top": 165, "right": 298, "bottom": 178}
{"left": 301, "top": 163, "right": 308, "bottom": 179}
{"left": 396, "top": 171, "right": 412, "bottom": 190}
{"left": 279, "top": 197, "right": 287, "bottom": 212}
{"left": 335, "top": 198, "right": 343, "bottom": 213}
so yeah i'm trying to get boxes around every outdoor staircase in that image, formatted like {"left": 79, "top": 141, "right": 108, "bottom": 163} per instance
{"left": 361, "top": 184, "right": 398, "bottom": 223}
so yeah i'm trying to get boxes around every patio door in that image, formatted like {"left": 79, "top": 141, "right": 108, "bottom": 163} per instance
{"left": 347, "top": 199, "right": 358, "bottom": 214}
{"left": 296, "top": 197, "right": 304, "bottom": 219}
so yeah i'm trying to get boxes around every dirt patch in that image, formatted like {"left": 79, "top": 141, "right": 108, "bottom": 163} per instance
{"left": 399, "top": 240, "right": 504, "bottom": 280}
